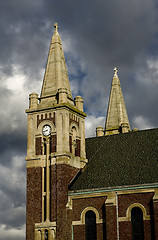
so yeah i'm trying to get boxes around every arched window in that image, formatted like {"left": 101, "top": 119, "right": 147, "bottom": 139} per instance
{"left": 45, "top": 229, "right": 48, "bottom": 240}
{"left": 85, "top": 210, "right": 97, "bottom": 240}
{"left": 131, "top": 207, "right": 144, "bottom": 240}
{"left": 71, "top": 126, "right": 77, "bottom": 156}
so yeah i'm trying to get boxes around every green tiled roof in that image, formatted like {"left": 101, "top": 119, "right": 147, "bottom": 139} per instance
{"left": 70, "top": 128, "right": 158, "bottom": 191}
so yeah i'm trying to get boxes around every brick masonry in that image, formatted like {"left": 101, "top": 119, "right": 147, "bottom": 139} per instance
{"left": 26, "top": 164, "right": 79, "bottom": 240}
{"left": 72, "top": 197, "right": 106, "bottom": 221}
{"left": 118, "top": 192, "right": 154, "bottom": 217}
{"left": 70, "top": 192, "right": 158, "bottom": 240}
{"left": 51, "top": 164, "right": 79, "bottom": 239}
{"left": 72, "top": 197, "right": 107, "bottom": 240}
{"left": 118, "top": 192, "right": 155, "bottom": 240}
{"left": 153, "top": 200, "right": 158, "bottom": 240}
{"left": 119, "top": 221, "right": 131, "bottom": 240}
{"left": 26, "top": 167, "right": 42, "bottom": 240}
{"left": 105, "top": 205, "right": 117, "bottom": 240}
{"left": 37, "top": 112, "right": 55, "bottom": 128}
{"left": 26, "top": 165, "right": 158, "bottom": 240}
{"left": 35, "top": 137, "right": 42, "bottom": 155}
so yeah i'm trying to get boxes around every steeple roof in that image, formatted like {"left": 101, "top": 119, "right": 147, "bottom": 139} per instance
{"left": 40, "top": 23, "right": 73, "bottom": 104}
{"left": 105, "top": 68, "right": 131, "bottom": 135}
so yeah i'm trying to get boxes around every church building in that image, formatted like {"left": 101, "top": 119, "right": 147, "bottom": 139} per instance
{"left": 25, "top": 23, "right": 158, "bottom": 240}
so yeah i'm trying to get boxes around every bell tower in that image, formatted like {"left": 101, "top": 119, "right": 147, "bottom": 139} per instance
{"left": 25, "top": 23, "right": 87, "bottom": 240}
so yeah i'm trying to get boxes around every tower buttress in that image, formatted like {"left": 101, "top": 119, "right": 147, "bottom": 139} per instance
{"left": 25, "top": 23, "right": 87, "bottom": 240}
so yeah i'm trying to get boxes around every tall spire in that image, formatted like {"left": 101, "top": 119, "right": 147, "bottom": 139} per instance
{"left": 105, "top": 68, "right": 131, "bottom": 135}
{"left": 40, "top": 23, "right": 73, "bottom": 105}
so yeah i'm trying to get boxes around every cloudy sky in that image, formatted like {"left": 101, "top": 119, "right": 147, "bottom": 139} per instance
{"left": 0, "top": 0, "right": 158, "bottom": 239}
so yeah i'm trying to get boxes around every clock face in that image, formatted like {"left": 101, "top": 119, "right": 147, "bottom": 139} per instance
{"left": 42, "top": 125, "right": 51, "bottom": 136}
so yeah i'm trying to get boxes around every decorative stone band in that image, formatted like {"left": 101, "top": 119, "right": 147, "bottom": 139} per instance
{"left": 72, "top": 206, "right": 103, "bottom": 225}
{"left": 72, "top": 219, "right": 103, "bottom": 226}
{"left": 35, "top": 221, "right": 56, "bottom": 240}
{"left": 118, "top": 203, "right": 150, "bottom": 222}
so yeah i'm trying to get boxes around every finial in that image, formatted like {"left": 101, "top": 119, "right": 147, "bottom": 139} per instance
{"left": 114, "top": 67, "right": 118, "bottom": 77}
{"left": 54, "top": 22, "right": 59, "bottom": 33}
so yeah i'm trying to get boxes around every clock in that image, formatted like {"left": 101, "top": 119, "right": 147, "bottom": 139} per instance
{"left": 42, "top": 125, "right": 51, "bottom": 136}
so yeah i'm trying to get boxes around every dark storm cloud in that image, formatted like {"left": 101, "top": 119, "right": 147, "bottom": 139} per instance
{"left": 0, "top": 150, "right": 26, "bottom": 229}
{"left": 0, "top": 132, "right": 26, "bottom": 166}
{"left": 0, "top": 0, "right": 157, "bottom": 84}
{"left": 45, "top": 0, "right": 157, "bottom": 67}
{"left": 0, "top": 132, "right": 26, "bottom": 229}
{"left": 127, "top": 65, "right": 158, "bottom": 129}
{"left": 0, "top": 0, "right": 49, "bottom": 81}
{"left": 42, "top": 0, "right": 158, "bottom": 127}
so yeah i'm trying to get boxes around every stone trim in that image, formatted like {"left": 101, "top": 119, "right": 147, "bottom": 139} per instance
{"left": 153, "top": 189, "right": 158, "bottom": 202}
{"left": 35, "top": 221, "right": 56, "bottom": 240}
{"left": 36, "top": 119, "right": 56, "bottom": 135}
{"left": 66, "top": 196, "right": 72, "bottom": 210}
{"left": 118, "top": 203, "right": 150, "bottom": 222}
{"left": 72, "top": 206, "right": 103, "bottom": 225}
{"left": 26, "top": 102, "right": 87, "bottom": 117}
{"left": 69, "top": 186, "right": 157, "bottom": 197}
{"left": 37, "top": 112, "right": 55, "bottom": 128}
{"left": 117, "top": 188, "right": 155, "bottom": 195}
{"left": 26, "top": 159, "right": 45, "bottom": 168}
{"left": 105, "top": 193, "right": 116, "bottom": 206}
{"left": 68, "top": 188, "right": 157, "bottom": 202}
{"left": 69, "top": 113, "right": 79, "bottom": 129}
{"left": 35, "top": 221, "right": 56, "bottom": 228}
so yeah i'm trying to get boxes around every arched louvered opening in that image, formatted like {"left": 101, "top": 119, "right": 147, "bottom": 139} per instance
{"left": 45, "top": 229, "right": 48, "bottom": 240}
{"left": 131, "top": 207, "right": 144, "bottom": 240}
{"left": 85, "top": 210, "right": 97, "bottom": 240}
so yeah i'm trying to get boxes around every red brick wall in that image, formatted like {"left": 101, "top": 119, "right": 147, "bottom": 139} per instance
{"left": 72, "top": 197, "right": 106, "bottom": 240}
{"left": 118, "top": 192, "right": 154, "bottom": 240}
{"left": 119, "top": 221, "right": 131, "bottom": 240}
{"left": 51, "top": 135, "right": 57, "bottom": 153}
{"left": 73, "top": 223, "right": 104, "bottom": 240}
{"left": 105, "top": 205, "right": 117, "bottom": 240}
{"left": 51, "top": 164, "right": 79, "bottom": 239}
{"left": 26, "top": 167, "right": 42, "bottom": 240}
{"left": 144, "top": 220, "right": 153, "bottom": 240}
{"left": 26, "top": 164, "right": 78, "bottom": 240}
{"left": 75, "top": 139, "right": 80, "bottom": 157}
{"left": 153, "top": 200, "right": 158, "bottom": 240}
{"left": 26, "top": 164, "right": 157, "bottom": 240}
{"left": 72, "top": 197, "right": 106, "bottom": 221}
{"left": 118, "top": 192, "right": 154, "bottom": 217}
{"left": 119, "top": 220, "right": 153, "bottom": 240}
{"left": 71, "top": 192, "right": 157, "bottom": 240}
{"left": 35, "top": 137, "right": 42, "bottom": 155}
{"left": 73, "top": 225, "right": 85, "bottom": 240}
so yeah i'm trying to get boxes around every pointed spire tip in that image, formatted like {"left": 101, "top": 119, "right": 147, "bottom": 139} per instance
{"left": 54, "top": 22, "right": 59, "bottom": 33}
{"left": 114, "top": 67, "right": 118, "bottom": 78}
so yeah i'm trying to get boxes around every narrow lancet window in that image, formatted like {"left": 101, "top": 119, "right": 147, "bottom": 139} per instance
{"left": 85, "top": 210, "right": 97, "bottom": 240}
{"left": 43, "top": 138, "right": 46, "bottom": 155}
{"left": 131, "top": 207, "right": 144, "bottom": 240}
{"left": 45, "top": 229, "right": 48, "bottom": 240}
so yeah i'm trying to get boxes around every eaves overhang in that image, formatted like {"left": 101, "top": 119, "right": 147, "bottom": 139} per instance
{"left": 68, "top": 182, "right": 158, "bottom": 196}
